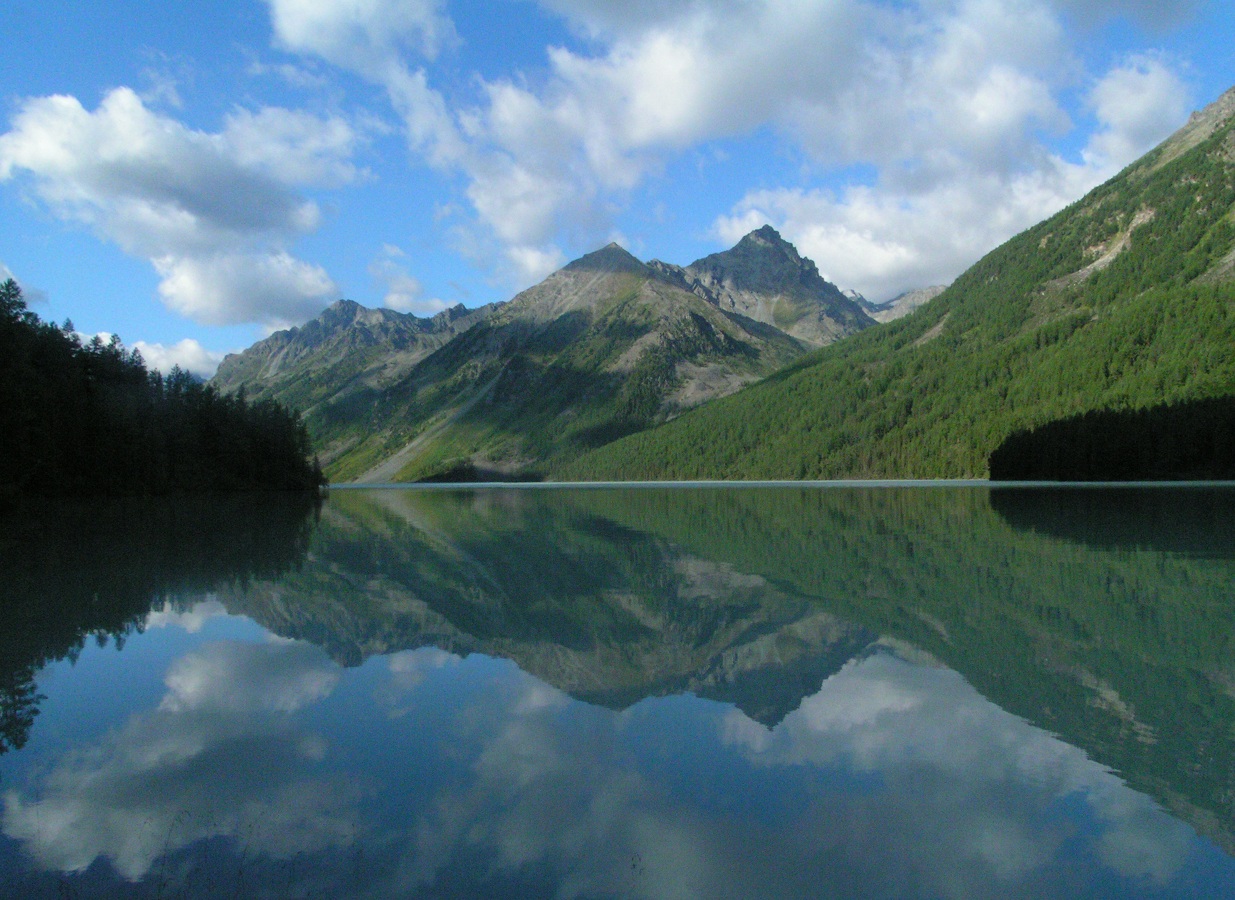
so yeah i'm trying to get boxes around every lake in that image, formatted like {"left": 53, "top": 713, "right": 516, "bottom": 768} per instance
{"left": 2, "top": 483, "right": 1234, "bottom": 898}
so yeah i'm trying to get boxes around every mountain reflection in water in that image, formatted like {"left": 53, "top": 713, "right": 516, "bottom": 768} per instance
{"left": 1, "top": 484, "right": 1234, "bottom": 898}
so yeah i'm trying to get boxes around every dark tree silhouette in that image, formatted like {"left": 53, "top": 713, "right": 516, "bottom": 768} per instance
{"left": 989, "top": 397, "right": 1235, "bottom": 481}
{"left": 0, "top": 279, "right": 324, "bottom": 496}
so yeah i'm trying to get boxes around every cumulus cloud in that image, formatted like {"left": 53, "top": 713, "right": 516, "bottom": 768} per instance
{"left": 369, "top": 243, "right": 450, "bottom": 314}
{"left": 132, "top": 339, "right": 229, "bottom": 378}
{"left": 0, "top": 87, "right": 355, "bottom": 327}
{"left": 161, "top": 640, "right": 339, "bottom": 714}
{"left": 267, "top": 0, "right": 456, "bottom": 72}
{"left": 715, "top": 48, "right": 1192, "bottom": 299}
{"left": 261, "top": 0, "right": 1195, "bottom": 295}
{"left": 154, "top": 251, "right": 337, "bottom": 327}
{"left": 713, "top": 165, "right": 1093, "bottom": 300}
{"left": 1083, "top": 55, "right": 1192, "bottom": 169}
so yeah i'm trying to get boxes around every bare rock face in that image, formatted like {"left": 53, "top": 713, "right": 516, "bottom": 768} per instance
{"left": 866, "top": 286, "right": 948, "bottom": 323}
{"left": 213, "top": 299, "right": 493, "bottom": 398}
{"left": 844, "top": 285, "right": 947, "bottom": 323}
{"left": 650, "top": 225, "right": 875, "bottom": 347}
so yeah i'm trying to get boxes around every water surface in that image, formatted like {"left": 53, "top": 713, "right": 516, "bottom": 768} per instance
{"left": 2, "top": 484, "right": 1234, "bottom": 898}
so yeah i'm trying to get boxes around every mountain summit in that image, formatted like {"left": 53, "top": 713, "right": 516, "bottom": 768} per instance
{"left": 212, "top": 299, "right": 494, "bottom": 427}
{"left": 650, "top": 226, "right": 874, "bottom": 346}
{"left": 218, "top": 230, "right": 843, "bottom": 482}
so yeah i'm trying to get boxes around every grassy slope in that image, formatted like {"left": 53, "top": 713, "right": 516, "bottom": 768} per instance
{"left": 563, "top": 115, "right": 1235, "bottom": 481}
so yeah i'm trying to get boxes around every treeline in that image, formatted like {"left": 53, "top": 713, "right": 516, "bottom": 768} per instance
{"left": 989, "top": 397, "right": 1235, "bottom": 480}
{"left": 0, "top": 279, "right": 323, "bottom": 495}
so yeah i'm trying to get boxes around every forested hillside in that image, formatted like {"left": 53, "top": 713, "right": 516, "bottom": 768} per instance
{"left": 564, "top": 86, "right": 1235, "bottom": 481}
{"left": 0, "top": 280, "right": 323, "bottom": 495}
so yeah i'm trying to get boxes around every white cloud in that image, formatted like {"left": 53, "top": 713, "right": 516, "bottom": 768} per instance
{"left": 715, "top": 47, "right": 1191, "bottom": 299}
{"left": 254, "top": 0, "right": 1197, "bottom": 298}
{"left": 368, "top": 244, "right": 450, "bottom": 314}
{"left": 132, "top": 339, "right": 230, "bottom": 378}
{"left": 714, "top": 164, "right": 1094, "bottom": 300}
{"left": 0, "top": 87, "right": 355, "bottom": 327}
{"left": 161, "top": 640, "right": 339, "bottom": 714}
{"left": 265, "top": 0, "right": 466, "bottom": 169}
{"left": 153, "top": 251, "right": 338, "bottom": 328}
{"left": 267, "top": 0, "right": 455, "bottom": 73}
{"left": 143, "top": 598, "right": 230, "bottom": 632}
{"left": 1083, "top": 55, "right": 1192, "bottom": 170}
{"left": 222, "top": 106, "right": 363, "bottom": 186}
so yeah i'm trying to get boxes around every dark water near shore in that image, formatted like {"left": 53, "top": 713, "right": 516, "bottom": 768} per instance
{"left": 2, "top": 484, "right": 1234, "bottom": 898}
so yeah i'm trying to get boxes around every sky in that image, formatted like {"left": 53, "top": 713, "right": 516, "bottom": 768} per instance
{"left": 1, "top": 0, "right": 1233, "bottom": 377}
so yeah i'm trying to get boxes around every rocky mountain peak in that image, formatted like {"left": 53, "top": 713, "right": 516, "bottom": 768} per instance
{"left": 740, "top": 224, "right": 796, "bottom": 253}
{"left": 698, "top": 227, "right": 823, "bottom": 290}
{"left": 563, "top": 241, "right": 648, "bottom": 276}
{"left": 673, "top": 227, "right": 873, "bottom": 347}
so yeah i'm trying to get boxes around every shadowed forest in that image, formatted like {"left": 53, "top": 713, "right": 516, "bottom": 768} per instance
{"left": 0, "top": 279, "right": 323, "bottom": 496}
{"left": 989, "top": 396, "right": 1235, "bottom": 480}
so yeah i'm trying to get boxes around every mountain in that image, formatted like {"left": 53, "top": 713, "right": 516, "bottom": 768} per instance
{"left": 565, "top": 85, "right": 1235, "bottom": 481}
{"left": 218, "top": 239, "right": 817, "bottom": 482}
{"left": 852, "top": 285, "right": 947, "bottom": 323}
{"left": 212, "top": 299, "right": 493, "bottom": 449}
{"left": 217, "top": 232, "right": 859, "bottom": 483}
{"left": 649, "top": 224, "right": 874, "bottom": 346}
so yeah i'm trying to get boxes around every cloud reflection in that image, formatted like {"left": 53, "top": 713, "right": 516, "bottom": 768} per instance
{"left": 0, "top": 635, "right": 1209, "bottom": 896}
{"left": 389, "top": 646, "right": 1197, "bottom": 898}
{"left": 3, "top": 639, "right": 353, "bottom": 883}
{"left": 143, "top": 598, "right": 229, "bottom": 633}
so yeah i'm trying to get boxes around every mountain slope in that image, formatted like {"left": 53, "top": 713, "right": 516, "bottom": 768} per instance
{"left": 212, "top": 299, "right": 492, "bottom": 450}
{"left": 855, "top": 285, "right": 948, "bottom": 323}
{"left": 649, "top": 225, "right": 874, "bottom": 346}
{"left": 565, "top": 85, "right": 1235, "bottom": 481}
{"left": 310, "top": 242, "right": 806, "bottom": 481}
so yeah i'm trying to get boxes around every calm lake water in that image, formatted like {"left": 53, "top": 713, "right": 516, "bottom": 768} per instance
{"left": 2, "top": 484, "right": 1235, "bottom": 898}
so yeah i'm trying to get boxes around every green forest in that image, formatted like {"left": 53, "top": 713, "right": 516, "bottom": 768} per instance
{"left": 562, "top": 114, "right": 1235, "bottom": 482}
{"left": 0, "top": 279, "right": 324, "bottom": 495}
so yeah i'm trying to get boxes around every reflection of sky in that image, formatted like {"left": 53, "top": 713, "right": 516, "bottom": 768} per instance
{"left": 3, "top": 624, "right": 1233, "bottom": 898}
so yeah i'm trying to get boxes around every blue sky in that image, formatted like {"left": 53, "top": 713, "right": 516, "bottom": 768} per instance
{"left": 2, "top": 0, "right": 1233, "bottom": 376}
